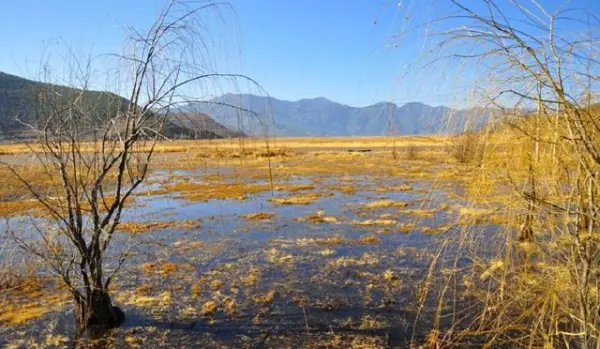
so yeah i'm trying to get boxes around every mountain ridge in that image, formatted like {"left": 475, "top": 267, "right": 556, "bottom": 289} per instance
{"left": 0, "top": 71, "right": 242, "bottom": 141}
{"left": 181, "top": 94, "right": 491, "bottom": 137}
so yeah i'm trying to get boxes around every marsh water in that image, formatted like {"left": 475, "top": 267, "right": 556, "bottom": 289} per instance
{"left": 0, "top": 151, "right": 502, "bottom": 348}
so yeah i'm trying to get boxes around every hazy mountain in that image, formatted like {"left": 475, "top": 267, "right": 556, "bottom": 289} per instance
{"left": 0, "top": 71, "right": 241, "bottom": 140}
{"left": 180, "top": 94, "right": 491, "bottom": 137}
{"left": 166, "top": 112, "right": 245, "bottom": 139}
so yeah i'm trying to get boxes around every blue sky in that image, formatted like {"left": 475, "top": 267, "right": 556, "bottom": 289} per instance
{"left": 1, "top": 0, "right": 598, "bottom": 107}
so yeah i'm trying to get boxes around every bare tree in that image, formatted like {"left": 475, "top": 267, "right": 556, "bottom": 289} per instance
{"left": 437, "top": 1, "right": 598, "bottom": 347}
{"left": 1, "top": 0, "right": 256, "bottom": 330}
{"left": 394, "top": 0, "right": 600, "bottom": 347}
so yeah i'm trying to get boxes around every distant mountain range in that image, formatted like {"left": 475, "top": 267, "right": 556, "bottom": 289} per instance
{"left": 180, "top": 94, "right": 494, "bottom": 137}
{"left": 0, "top": 71, "right": 495, "bottom": 140}
{"left": 0, "top": 71, "right": 241, "bottom": 141}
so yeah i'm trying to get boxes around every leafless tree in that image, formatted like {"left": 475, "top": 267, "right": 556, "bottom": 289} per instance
{"left": 397, "top": 0, "right": 600, "bottom": 347}
{"left": 1, "top": 0, "right": 257, "bottom": 330}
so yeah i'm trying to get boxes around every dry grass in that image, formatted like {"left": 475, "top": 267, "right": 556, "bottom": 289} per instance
{"left": 274, "top": 184, "right": 315, "bottom": 192}
{"left": 375, "top": 184, "right": 412, "bottom": 192}
{"left": 363, "top": 199, "right": 409, "bottom": 209}
{"left": 241, "top": 212, "right": 275, "bottom": 221}
{"left": 0, "top": 276, "right": 66, "bottom": 326}
{"left": 270, "top": 192, "right": 333, "bottom": 205}
{"left": 0, "top": 199, "right": 45, "bottom": 217}
{"left": 117, "top": 220, "right": 201, "bottom": 235}
{"left": 149, "top": 182, "right": 273, "bottom": 201}
{"left": 252, "top": 290, "right": 277, "bottom": 307}
{"left": 352, "top": 219, "right": 398, "bottom": 226}
{"left": 0, "top": 302, "right": 54, "bottom": 325}
{"left": 296, "top": 235, "right": 381, "bottom": 246}
{"left": 200, "top": 301, "right": 217, "bottom": 317}
{"left": 398, "top": 208, "right": 436, "bottom": 217}
{"left": 296, "top": 211, "right": 339, "bottom": 224}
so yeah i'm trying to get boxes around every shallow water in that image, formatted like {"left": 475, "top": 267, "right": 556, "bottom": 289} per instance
{"left": 0, "top": 169, "right": 498, "bottom": 348}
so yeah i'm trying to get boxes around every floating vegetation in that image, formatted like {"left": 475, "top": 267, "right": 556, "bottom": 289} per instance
{"left": 265, "top": 248, "right": 294, "bottom": 264}
{"left": 383, "top": 269, "right": 399, "bottom": 282}
{"left": 480, "top": 260, "right": 505, "bottom": 281}
{"left": 296, "top": 210, "right": 338, "bottom": 224}
{"left": 359, "top": 315, "right": 390, "bottom": 330}
{"left": 150, "top": 182, "right": 273, "bottom": 201}
{"left": 118, "top": 220, "right": 201, "bottom": 235}
{"left": 375, "top": 184, "right": 412, "bottom": 192}
{"left": 270, "top": 192, "right": 333, "bottom": 205}
{"left": 159, "top": 262, "right": 178, "bottom": 275}
{"left": 330, "top": 253, "right": 380, "bottom": 267}
{"left": 0, "top": 295, "right": 63, "bottom": 326}
{"left": 363, "top": 199, "right": 408, "bottom": 209}
{"left": 210, "top": 280, "right": 224, "bottom": 291}
{"left": 399, "top": 208, "right": 436, "bottom": 217}
{"left": 296, "top": 235, "right": 380, "bottom": 246}
{"left": 252, "top": 290, "right": 277, "bottom": 307}
{"left": 200, "top": 301, "right": 217, "bottom": 317}
{"left": 0, "top": 200, "right": 44, "bottom": 217}
{"left": 223, "top": 297, "right": 237, "bottom": 316}
{"left": 190, "top": 283, "right": 201, "bottom": 296}
{"left": 240, "top": 212, "right": 275, "bottom": 221}
{"left": 329, "top": 185, "right": 357, "bottom": 194}
{"left": 352, "top": 218, "right": 397, "bottom": 226}
{"left": 318, "top": 248, "right": 336, "bottom": 256}
{"left": 241, "top": 268, "right": 261, "bottom": 286}
{"left": 275, "top": 183, "right": 315, "bottom": 192}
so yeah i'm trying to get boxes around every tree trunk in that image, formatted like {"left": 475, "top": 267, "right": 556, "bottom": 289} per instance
{"left": 76, "top": 289, "right": 125, "bottom": 330}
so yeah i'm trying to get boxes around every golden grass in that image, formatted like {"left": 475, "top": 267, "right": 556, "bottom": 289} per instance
{"left": 352, "top": 219, "right": 398, "bottom": 226}
{"left": 0, "top": 302, "right": 53, "bottom": 325}
{"left": 363, "top": 199, "right": 409, "bottom": 209}
{"left": 0, "top": 136, "right": 447, "bottom": 157}
{"left": 274, "top": 183, "right": 315, "bottom": 192}
{"left": 296, "top": 211, "right": 339, "bottom": 224}
{"left": 328, "top": 185, "right": 357, "bottom": 194}
{"left": 0, "top": 280, "right": 66, "bottom": 326}
{"left": 210, "top": 280, "right": 224, "bottom": 291}
{"left": 149, "top": 182, "right": 273, "bottom": 201}
{"left": 270, "top": 192, "right": 333, "bottom": 205}
{"left": 252, "top": 290, "right": 277, "bottom": 307}
{"left": 296, "top": 235, "right": 381, "bottom": 246}
{"left": 375, "top": 184, "right": 412, "bottom": 192}
{"left": 223, "top": 297, "right": 237, "bottom": 316}
{"left": 117, "top": 220, "right": 200, "bottom": 235}
{"left": 265, "top": 248, "right": 294, "bottom": 264}
{"left": 398, "top": 209, "right": 437, "bottom": 217}
{"left": 241, "top": 212, "right": 275, "bottom": 221}
{"left": 318, "top": 248, "right": 336, "bottom": 256}
{"left": 359, "top": 315, "right": 389, "bottom": 330}
{"left": 241, "top": 268, "right": 261, "bottom": 286}
{"left": 200, "top": 301, "right": 217, "bottom": 317}
{"left": 191, "top": 283, "right": 202, "bottom": 297}
{"left": 0, "top": 199, "right": 44, "bottom": 217}
{"left": 159, "top": 262, "right": 178, "bottom": 275}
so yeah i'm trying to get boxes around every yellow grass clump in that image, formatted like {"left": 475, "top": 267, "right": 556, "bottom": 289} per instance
{"left": 241, "top": 212, "right": 275, "bottom": 221}
{"left": 0, "top": 200, "right": 44, "bottom": 217}
{"left": 399, "top": 209, "right": 436, "bottom": 217}
{"left": 375, "top": 184, "right": 412, "bottom": 192}
{"left": 296, "top": 210, "right": 338, "bottom": 224}
{"left": 363, "top": 200, "right": 408, "bottom": 209}
{"left": 154, "top": 182, "right": 273, "bottom": 201}
{"left": 352, "top": 218, "right": 397, "bottom": 226}
{"left": 201, "top": 301, "right": 218, "bottom": 317}
{"left": 117, "top": 220, "right": 200, "bottom": 235}
{"left": 274, "top": 184, "right": 315, "bottom": 192}
{"left": 270, "top": 192, "right": 333, "bottom": 205}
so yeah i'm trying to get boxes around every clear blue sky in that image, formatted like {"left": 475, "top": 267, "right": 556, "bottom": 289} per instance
{"left": 1, "top": 0, "right": 598, "bottom": 107}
